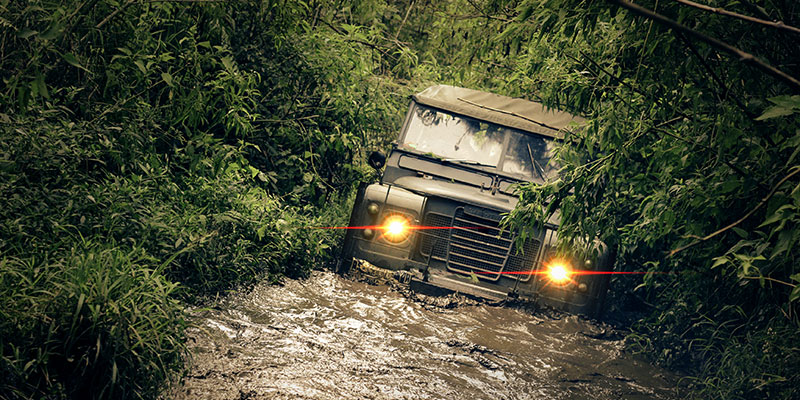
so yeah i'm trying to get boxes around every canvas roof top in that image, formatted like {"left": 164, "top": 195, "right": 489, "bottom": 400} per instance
{"left": 412, "top": 85, "right": 584, "bottom": 139}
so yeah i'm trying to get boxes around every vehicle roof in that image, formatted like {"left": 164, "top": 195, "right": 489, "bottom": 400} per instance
{"left": 412, "top": 85, "right": 585, "bottom": 139}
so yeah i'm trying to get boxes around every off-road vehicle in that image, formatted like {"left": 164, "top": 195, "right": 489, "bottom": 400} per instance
{"left": 340, "top": 85, "right": 613, "bottom": 316}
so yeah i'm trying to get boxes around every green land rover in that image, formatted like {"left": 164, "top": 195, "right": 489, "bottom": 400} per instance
{"left": 339, "top": 85, "right": 614, "bottom": 317}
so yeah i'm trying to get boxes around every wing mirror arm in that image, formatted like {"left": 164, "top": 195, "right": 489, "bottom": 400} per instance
{"left": 368, "top": 151, "right": 386, "bottom": 170}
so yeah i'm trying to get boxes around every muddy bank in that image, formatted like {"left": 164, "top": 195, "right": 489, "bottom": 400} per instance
{"left": 172, "top": 271, "right": 679, "bottom": 399}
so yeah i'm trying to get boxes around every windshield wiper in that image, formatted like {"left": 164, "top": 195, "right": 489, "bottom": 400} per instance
{"left": 527, "top": 143, "right": 546, "bottom": 181}
{"left": 442, "top": 158, "right": 495, "bottom": 168}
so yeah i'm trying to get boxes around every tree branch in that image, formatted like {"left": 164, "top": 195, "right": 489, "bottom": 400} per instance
{"left": 740, "top": 275, "right": 796, "bottom": 288}
{"left": 609, "top": 0, "right": 800, "bottom": 92}
{"left": 456, "top": 96, "right": 566, "bottom": 133}
{"left": 674, "top": 31, "right": 756, "bottom": 119}
{"left": 654, "top": 126, "right": 768, "bottom": 190}
{"left": 669, "top": 166, "right": 800, "bottom": 256}
{"left": 675, "top": 0, "right": 800, "bottom": 35}
{"left": 394, "top": 0, "right": 415, "bottom": 41}
{"left": 562, "top": 52, "right": 634, "bottom": 110}
{"left": 95, "top": 0, "right": 136, "bottom": 29}
{"left": 575, "top": 50, "right": 693, "bottom": 122}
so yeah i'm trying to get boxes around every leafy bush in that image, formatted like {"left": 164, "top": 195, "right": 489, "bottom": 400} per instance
{"left": 0, "top": 0, "right": 411, "bottom": 398}
{"left": 0, "top": 246, "right": 185, "bottom": 399}
{"left": 421, "top": 0, "right": 800, "bottom": 397}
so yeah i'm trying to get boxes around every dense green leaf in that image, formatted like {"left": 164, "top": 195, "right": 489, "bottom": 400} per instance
{"left": 62, "top": 52, "right": 90, "bottom": 72}
{"left": 756, "top": 106, "right": 795, "bottom": 121}
{"left": 160, "top": 72, "right": 173, "bottom": 87}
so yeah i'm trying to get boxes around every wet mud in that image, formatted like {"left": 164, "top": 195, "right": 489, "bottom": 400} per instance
{"left": 172, "top": 271, "right": 680, "bottom": 399}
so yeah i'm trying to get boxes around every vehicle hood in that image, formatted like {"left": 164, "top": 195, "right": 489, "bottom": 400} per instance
{"left": 392, "top": 176, "right": 518, "bottom": 212}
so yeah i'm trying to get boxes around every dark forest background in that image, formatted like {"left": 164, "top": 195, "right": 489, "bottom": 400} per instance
{"left": 0, "top": 0, "right": 798, "bottom": 398}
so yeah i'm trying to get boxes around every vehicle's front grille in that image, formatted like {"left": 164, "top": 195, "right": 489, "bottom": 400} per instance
{"left": 419, "top": 207, "right": 540, "bottom": 282}
{"left": 419, "top": 213, "right": 450, "bottom": 259}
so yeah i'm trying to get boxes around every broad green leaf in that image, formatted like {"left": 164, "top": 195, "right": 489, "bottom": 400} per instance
{"left": 62, "top": 53, "right": 90, "bottom": 72}
{"left": 758, "top": 204, "right": 795, "bottom": 228}
{"left": 755, "top": 105, "right": 794, "bottom": 120}
{"left": 767, "top": 95, "right": 800, "bottom": 109}
{"left": 731, "top": 227, "right": 748, "bottom": 238}
{"left": 133, "top": 60, "right": 147, "bottom": 74}
{"left": 38, "top": 23, "right": 61, "bottom": 40}
{"left": 17, "top": 29, "right": 37, "bottom": 39}
{"left": 221, "top": 56, "right": 233, "bottom": 71}
{"left": 256, "top": 225, "right": 267, "bottom": 240}
{"left": 34, "top": 74, "right": 49, "bottom": 99}
{"left": 161, "top": 72, "right": 173, "bottom": 87}
{"left": 711, "top": 256, "right": 729, "bottom": 269}
{"left": 790, "top": 285, "right": 800, "bottom": 303}
{"left": 770, "top": 230, "right": 794, "bottom": 259}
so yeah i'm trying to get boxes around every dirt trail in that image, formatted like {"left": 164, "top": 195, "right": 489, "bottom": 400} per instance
{"left": 173, "top": 271, "right": 679, "bottom": 399}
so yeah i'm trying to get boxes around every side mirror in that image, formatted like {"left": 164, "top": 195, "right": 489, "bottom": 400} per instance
{"left": 367, "top": 151, "right": 386, "bottom": 170}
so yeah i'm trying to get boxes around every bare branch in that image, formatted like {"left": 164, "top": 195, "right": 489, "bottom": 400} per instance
{"left": 394, "top": 0, "right": 415, "bottom": 41}
{"left": 456, "top": 97, "right": 565, "bottom": 132}
{"left": 673, "top": 31, "right": 756, "bottom": 119}
{"left": 669, "top": 167, "right": 800, "bottom": 256}
{"left": 96, "top": 0, "right": 135, "bottom": 29}
{"left": 575, "top": 50, "right": 693, "bottom": 122}
{"left": 675, "top": 0, "right": 800, "bottom": 35}
{"left": 609, "top": 0, "right": 800, "bottom": 92}
{"left": 740, "top": 276, "right": 796, "bottom": 288}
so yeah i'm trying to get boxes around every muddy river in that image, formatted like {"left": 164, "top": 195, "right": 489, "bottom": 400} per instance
{"left": 173, "top": 271, "right": 680, "bottom": 399}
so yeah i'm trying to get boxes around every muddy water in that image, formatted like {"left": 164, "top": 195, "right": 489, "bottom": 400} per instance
{"left": 174, "top": 271, "right": 679, "bottom": 399}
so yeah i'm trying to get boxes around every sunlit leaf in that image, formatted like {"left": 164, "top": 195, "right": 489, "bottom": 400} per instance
{"left": 161, "top": 72, "right": 173, "bottom": 87}
{"left": 711, "top": 256, "right": 729, "bottom": 269}
{"left": 755, "top": 106, "right": 794, "bottom": 120}
{"left": 16, "top": 29, "right": 37, "bottom": 39}
{"left": 790, "top": 286, "right": 800, "bottom": 303}
{"left": 134, "top": 60, "right": 147, "bottom": 74}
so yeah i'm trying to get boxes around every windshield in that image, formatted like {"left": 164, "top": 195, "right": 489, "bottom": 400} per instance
{"left": 401, "top": 104, "right": 559, "bottom": 181}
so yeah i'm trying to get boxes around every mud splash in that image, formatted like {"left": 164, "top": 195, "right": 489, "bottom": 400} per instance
{"left": 173, "top": 271, "right": 679, "bottom": 399}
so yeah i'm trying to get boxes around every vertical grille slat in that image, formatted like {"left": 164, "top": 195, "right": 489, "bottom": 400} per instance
{"left": 419, "top": 206, "right": 541, "bottom": 282}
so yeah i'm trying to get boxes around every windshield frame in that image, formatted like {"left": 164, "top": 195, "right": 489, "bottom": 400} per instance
{"left": 397, "top": 102, "right": 560, "bottom": 183}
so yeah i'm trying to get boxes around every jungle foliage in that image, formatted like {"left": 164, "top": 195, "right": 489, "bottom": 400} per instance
{"left": 0, "top": 0, "right": 419, "bottom": 398}
{"left": 2, "top": 0, "right": 799, "bottom": 399}
{"left": 414, "top": 0, "right": 799, "bottom": 398}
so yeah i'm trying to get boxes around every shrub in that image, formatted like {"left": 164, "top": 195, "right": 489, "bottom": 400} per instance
{"left": 0, "top": 246, "right": 186, "bottom": 399}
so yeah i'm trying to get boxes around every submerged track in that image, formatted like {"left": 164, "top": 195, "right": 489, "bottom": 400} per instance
{"left": 174, "top": 271, "right": 679, "bottom": 399}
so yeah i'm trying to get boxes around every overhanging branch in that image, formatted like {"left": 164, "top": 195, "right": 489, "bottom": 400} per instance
{"left": 608, "top": 0, "right": 800, "bottom": 92}
{"left": 669, "top": 167, "right": 800, "bottom": 256}
{"left": 675, "top": 0, "right": 800, "bottom": 35}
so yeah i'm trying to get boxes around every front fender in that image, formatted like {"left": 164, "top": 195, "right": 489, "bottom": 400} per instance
{"left": 339, "top": 183, "right": 426, "bottom": 273}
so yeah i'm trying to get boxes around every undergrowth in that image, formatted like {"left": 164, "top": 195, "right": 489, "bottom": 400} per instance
{"left": 0, "top": 0, "right": 410, "bottom": 398}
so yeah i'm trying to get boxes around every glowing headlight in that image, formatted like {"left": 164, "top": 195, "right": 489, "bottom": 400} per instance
{"left": 381, "top": 214, "right": 411, "bottom": 243}
{"left": 546, "top": 261, "right": 572, "bottom": 285}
